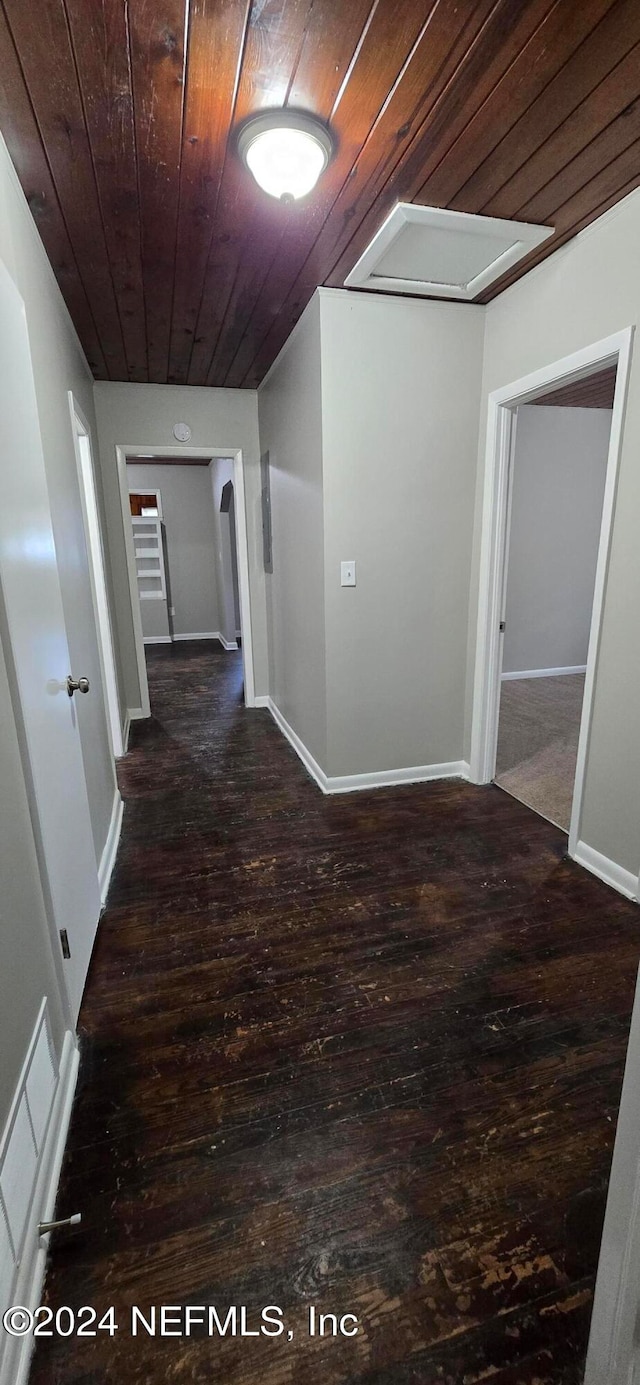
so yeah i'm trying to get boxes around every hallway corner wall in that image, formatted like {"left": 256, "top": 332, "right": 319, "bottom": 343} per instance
{"left": 257, "top": 293, "right": 327, "bottom": 770}
{"left": 469, "top": 185, "right": 640, "bottom": 880}
{"left": 319, "top": 289, "right": 485, "bottom": 780}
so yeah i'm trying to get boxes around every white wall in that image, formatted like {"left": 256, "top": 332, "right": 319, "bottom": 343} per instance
{"left": 258, "top": 295, "right": 327, "bottom": 767}
{"left": 503, "top": 405, "right": 611, "bottom": 675}
{"left": 94, "top": 383, "right": 267, "bottom": 717}
{"left": 319, "top": 289, "right": 485, "bottom": 778}
{"left": 127, "top": 463, "right": 221, "bottom": 638}
{"left": 0, "top": 133, "right": 116, "bottom": 1120}
{"left": 468, "top": 185, "right": 640, "bottom": 877}
{"left": 0, "top": 138, "right": 116, "bottom": 863}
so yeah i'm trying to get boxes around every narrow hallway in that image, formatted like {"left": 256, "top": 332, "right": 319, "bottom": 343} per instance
{"left": 30, "top": 644, "right": 639, "bottom": 1384}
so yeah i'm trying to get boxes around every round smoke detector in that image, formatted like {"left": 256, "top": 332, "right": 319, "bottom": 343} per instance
{"left": 173, "top": 422, "right": 191, "bottom": 443}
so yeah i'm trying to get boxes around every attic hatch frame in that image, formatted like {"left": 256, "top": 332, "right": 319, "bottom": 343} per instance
{"left": 344, "top": 203, "right": 554, "bottom": 300}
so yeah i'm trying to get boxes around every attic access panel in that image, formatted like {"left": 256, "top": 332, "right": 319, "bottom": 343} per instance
{"left": 344, "top": 204, "right": 554, "bottom": 301}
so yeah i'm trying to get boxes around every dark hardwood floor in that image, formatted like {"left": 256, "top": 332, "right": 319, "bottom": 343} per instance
{"left": 30, "top": 643, "right": 639, "bottom": 1384}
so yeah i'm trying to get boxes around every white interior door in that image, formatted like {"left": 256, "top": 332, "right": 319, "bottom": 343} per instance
{"left": 0, "top": 262, "right": 101, "bottom": 1022}
{"left": 70, "top": 400, "right": 124, "bottom": 758}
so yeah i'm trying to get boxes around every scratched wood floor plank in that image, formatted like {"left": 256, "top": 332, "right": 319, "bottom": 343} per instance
{"left": 29, "top": 642, "right": 639, "bottom": 1384}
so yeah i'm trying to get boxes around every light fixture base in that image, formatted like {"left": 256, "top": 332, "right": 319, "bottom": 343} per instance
{"left": 237, "top": 110, "right": 333, "bottom": 202}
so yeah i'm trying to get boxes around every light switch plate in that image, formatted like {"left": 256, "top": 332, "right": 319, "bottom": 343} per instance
{"left": 341, "top": 560, "right": 356, "bottom": 587}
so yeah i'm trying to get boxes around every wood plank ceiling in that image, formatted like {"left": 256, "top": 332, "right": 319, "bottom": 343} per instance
{"left": 531, "top": 366, "right": 618, "bottom": 408}
{"left": 0, "top": 0, "right": 639, "bottom": 387}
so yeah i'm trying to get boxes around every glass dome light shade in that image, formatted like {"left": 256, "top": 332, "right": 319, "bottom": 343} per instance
{"left": 238, "top": 112, "right": 333, "bottom": 202}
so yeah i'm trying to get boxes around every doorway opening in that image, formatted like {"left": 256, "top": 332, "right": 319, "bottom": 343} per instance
{"left": 470, "top": 328, "right": 634, "bottom": 869}
{"left": 494, "top": 369, "right": 616, "bottom": 831}
{"left": 115, "top": 446, "right": 255, "bottom": 712}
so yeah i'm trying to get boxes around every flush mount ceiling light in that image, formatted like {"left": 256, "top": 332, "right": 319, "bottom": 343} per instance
{"left": 238, "top": 111, "right": 333, "bottom": 202}
{"left": 344, "top": 203, "right": 554, "bottom": 300}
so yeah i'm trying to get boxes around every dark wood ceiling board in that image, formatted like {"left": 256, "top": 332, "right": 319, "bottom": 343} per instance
{"left": 530, "top": 367, "right": 617, "bottom": 408}
{"left": 478, "top": 150, "right": 640, "bottom": 302}
{"left": 226, "top": 0, "right": 445, "bottom": 386}
{"left": 516, "top": 92, "right": 640, "bottom": 224}
{"left": 184, "top": 0, "right": 321, "bottom": 385}
{"left": 544, "top": 129, "right": 640, "bottom": 229}
{"left": 2, "top": 0, "right": 128, "bottom": 378}
{"left": 127, "top": 0, "right": 188, "bottom": 383}
{"left": 242, "top": 0, "right": 558, "bottom": 386}
{"left": 482, "top": 37, "right": 640, "bottom": 220}
{"left": 191, "top": 0, "right": 424, "bottom": 386}
{"left": 4, "top": 0, "right": 640, "bottom": 386}
{"left": 213, "top": 0, "right": 437, "bottom": 386}
{"left": 191, "top": 0, "right": 404, "bottom": 390}
{"left": 286, "top": 0, "right": 377, "bottom": 117}
{"left": 447, "top": 0, "right": 633, "bottom": 216}
{"left": 202, "top": 213, "right": 288, "bottom": 386}
{"left": 234, "top": 0, "right": 315, "bottom": 123}
{"left": 186, "top": 160, "right": 289, "bottom": 386}
{"left": 323, "top": 0, "right": 564, "bottom": 282}
{"left": 0, "top": 6, "right": 107, "bottom": 376}
{"left": 167, "top": 0, "right": 251, "bottom": 385}
{"left": 411, "top": 0, "right": 617, "bottom": 215}
{"left": 63, "top": 0, "right": 148, "bottom": 382}
{"left": 185, "top": 0, "right": 339, "bottom": 385}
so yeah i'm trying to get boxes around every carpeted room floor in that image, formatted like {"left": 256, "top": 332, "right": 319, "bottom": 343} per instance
{"left": 495, "top": 674, "right": 586, "bottom": 831}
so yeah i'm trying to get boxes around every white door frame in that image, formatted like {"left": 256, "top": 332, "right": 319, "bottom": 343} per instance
{"left": 469, "top": 327, "right": 634, "bottom": 857}
{"left": 584, "top": 961, "right": 640, "bottom": 1385}
{"left": 115, "top": 446, "right": 256, "bottom": 709}
{"left": 68, "top": 395, "right": 124, "bottom": 758}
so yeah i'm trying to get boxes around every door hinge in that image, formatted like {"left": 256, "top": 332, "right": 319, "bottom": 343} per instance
{"left": 499, "top": 621, "right": 506, "bottom": 632}
{"left": 59, "top": 928, "right": 71, "bottom": 959}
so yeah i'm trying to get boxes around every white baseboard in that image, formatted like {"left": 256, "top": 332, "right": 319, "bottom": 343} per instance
{"left": 325, "top": 759, "right": 470, "bottom": 794}
{"left": 172, "top": 632, "right": 238, "bottom": 649}
{"left": 573, "top": 840, "right": 639, "bottom": 901}
{"left": 146, "top": 632, "right": 240, "bottom": 649}
{"left": 265, "top": 699, "right": 328, "bottom": 792}
{"left": 0, "top": 1026, "right": 79, "bottom": 1385}
{"left": 501, "top": 664, "right": 587, "bottom": 681}
{"left": 98, "top": 789, "right": 124, "bottom": 905}
{"left": 253, "top": 694, "right": 270, "bottom": 708}
{"left": 263, "top": 698, "right": 468, "bottom": 796}
{"left": 123, "top": 705, "right": 145, "bottom": 752}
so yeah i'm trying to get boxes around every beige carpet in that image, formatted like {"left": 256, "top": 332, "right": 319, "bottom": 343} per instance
{"left": 495, "top": 674, "right": 585, "bottom": 831}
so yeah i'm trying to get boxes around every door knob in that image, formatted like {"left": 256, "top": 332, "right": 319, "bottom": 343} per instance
{"left": 66, "top": 675, "right": 90, "bottom": 697}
